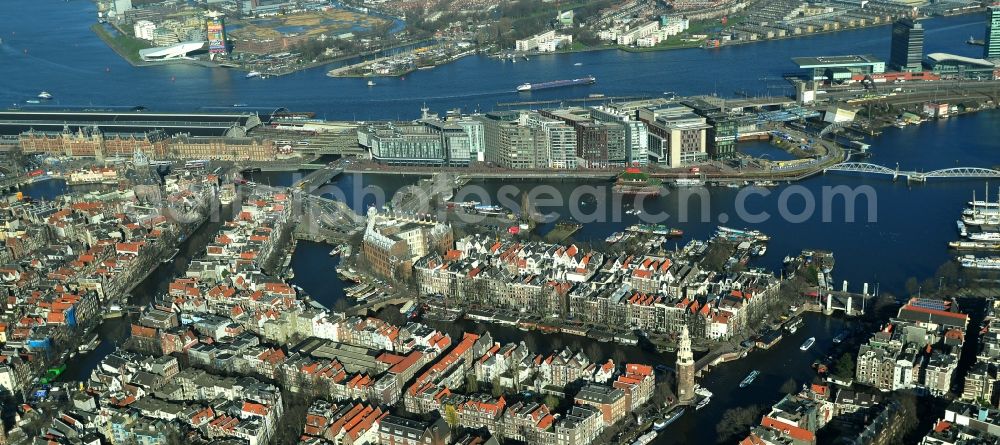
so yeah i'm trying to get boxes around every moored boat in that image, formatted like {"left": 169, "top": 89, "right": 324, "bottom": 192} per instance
{"left": 631, "top": 430, "right": 657, "bottom": 445}
{"left": 832, "top": 331, "right": 849, "bottom": 344}
{"left": 694, "top": 385, "right": 712, "bottom": 409}
{"left": 654, "top": 407, "right": 685, "bottom": 431}
{"left": 785, "top": 317, "right": 803, "bottom": 334}
{"left": 960, "top": 255, "right": 1000, "bottom": 269}
{"left": 800, "top": 337, "right": 816, "bottom": 351}
{"left": 740, "top": 370, "right": 759, "bottom": 388}
{"left": 969, "top": 232, "right": 1000, "bottom": 242}
{"left": 161, "top": 248, "right": 179, "bottom": 264}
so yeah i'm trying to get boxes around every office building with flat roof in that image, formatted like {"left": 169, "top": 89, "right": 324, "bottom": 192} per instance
{"left": 792, "top": 54, "right": 886, "bottom": 81}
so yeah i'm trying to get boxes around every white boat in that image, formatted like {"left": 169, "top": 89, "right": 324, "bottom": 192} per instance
{"left": 37, "top": 91, "right": 53, "bottom": 100}
{"left": 950, "top": 240, "right": 1000, "bottom": 250}
{"left": 785, "top": 317, "right": 803, "bottom": 333}
{"left": 631, "top": 431, "right": 657, "bottom": 445}
{"left": 25, "top": 99, "right": 40, "bottom": 104}
{"left": 474, "top": 204, "right": 505, "bottom": 215}
{"left": 367, "top": 80, "right": 376, "bottom": 86}
{"left": 694, "top": 385, "right": 712, "bottom": 409}
{"left": 246, "top": 71, "right": 261, "bottom": 78}
{"left": 717, "top": 226, "right": 770, "bottom": 242}
{"left": 654, "top": 407, "right": 685, "bottom": 431}
{"left": 695, "top": 395, "right": 711, "bottom": 410}
{"left": 161, "top": 248, "right": 179, "bottom": 264}
{"left": 957, "top": 221, "right": 968, "bottom": 237}
{"left": 674, "top": 178, "right": 704, "bottom": 187}
{"left": 800, "top": 337, "right": 815, "bottom": 351}
{"left": 965, "top": 207, "right": 1000, "bottom": 217}
{"left": 960, "top": 255, "right": 1000, "bottom": 269}
{"left": 78, "top": 333, "right": 100, "bottom": 352}
{"left": 694, "top": 386, "right": 713, "bottom": 398}
{"left": 399, "top": 301, "right": 416, "bottom": 315}
{"left": 739, "top": 370, "right": 759, "bottom": 388}
{"left": 832, "top": 331, "right": 848, "bottom": 344}
{"left": 969, "top": 232, "right": 1000, "bottom": 241}
{"left": 573, "top": 62, "right": 582, "bottom": 66}
{"left": 329, "top": 245, "right": 343, "bottom": 256}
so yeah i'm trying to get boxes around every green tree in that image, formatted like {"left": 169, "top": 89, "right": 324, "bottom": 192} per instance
{"left": 543, "top": 394, "right": 561, "bottom": 410}
{"left": 466, "top": 374, "right": 479, "bottom": 393}
{"left": 833, "top": 353, "right": 855, "bottom": 379}
{"left": 443, "top": 404, "right": 459, "bottom": 429}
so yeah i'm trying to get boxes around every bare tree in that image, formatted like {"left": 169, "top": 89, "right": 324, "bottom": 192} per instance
{"left": 716, "top": 405, "right": 766, "bottom": 443}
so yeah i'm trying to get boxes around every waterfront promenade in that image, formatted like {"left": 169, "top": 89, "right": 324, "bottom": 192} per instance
{"left": 338, "top": 141, "right": 846, "bottom": 184}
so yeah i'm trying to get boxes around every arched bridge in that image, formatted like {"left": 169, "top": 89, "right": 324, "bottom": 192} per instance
{"left": 824, "top": 162, "right": 1000, "bottom": 182}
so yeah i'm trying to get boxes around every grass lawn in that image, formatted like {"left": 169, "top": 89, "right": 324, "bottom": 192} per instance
{"left": 91, "top": 23, "right": 151, "bottom": 64}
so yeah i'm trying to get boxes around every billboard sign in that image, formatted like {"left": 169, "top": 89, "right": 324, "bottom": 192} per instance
{"left": 207, "top": 18, "right": 226, "bottom": 54}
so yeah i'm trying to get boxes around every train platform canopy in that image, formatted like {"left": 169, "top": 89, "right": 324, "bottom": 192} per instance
{"left": 0, "top": 110, "right": 263, "bottom": 138}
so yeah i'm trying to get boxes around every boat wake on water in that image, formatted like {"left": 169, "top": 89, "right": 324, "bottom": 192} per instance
{"left": 327, "top": 88, "right": 515, "bottom": 105}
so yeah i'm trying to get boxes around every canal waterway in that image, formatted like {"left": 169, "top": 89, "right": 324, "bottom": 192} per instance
{"left": 59, "top": 203, "right": 234, "bottom": 382}
{"left": 5, "top": 2, "right": 999, "bottom": 442}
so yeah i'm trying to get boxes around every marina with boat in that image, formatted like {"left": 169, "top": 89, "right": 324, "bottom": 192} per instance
{"left": 625, "top": 224, "right": 684, "bottom": 237}
{"left": 952, "top": 186, "right": 1000, "bottom": 269}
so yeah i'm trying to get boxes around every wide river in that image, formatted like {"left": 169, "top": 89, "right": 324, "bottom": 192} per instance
{"left": 0, "top": 1, "right": 991, "bottom": 119}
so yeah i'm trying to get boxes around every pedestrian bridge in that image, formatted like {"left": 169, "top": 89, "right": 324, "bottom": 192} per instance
{"left": 824, "top": 162, "right": 1000, "bottom": 182}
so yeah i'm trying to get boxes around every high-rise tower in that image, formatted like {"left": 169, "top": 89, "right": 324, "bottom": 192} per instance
{"left": 889, "top": 18, "right": 924, "bottom": 72}
{"left": 985, "top": 6, "right": 1000, "bottom": 60}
